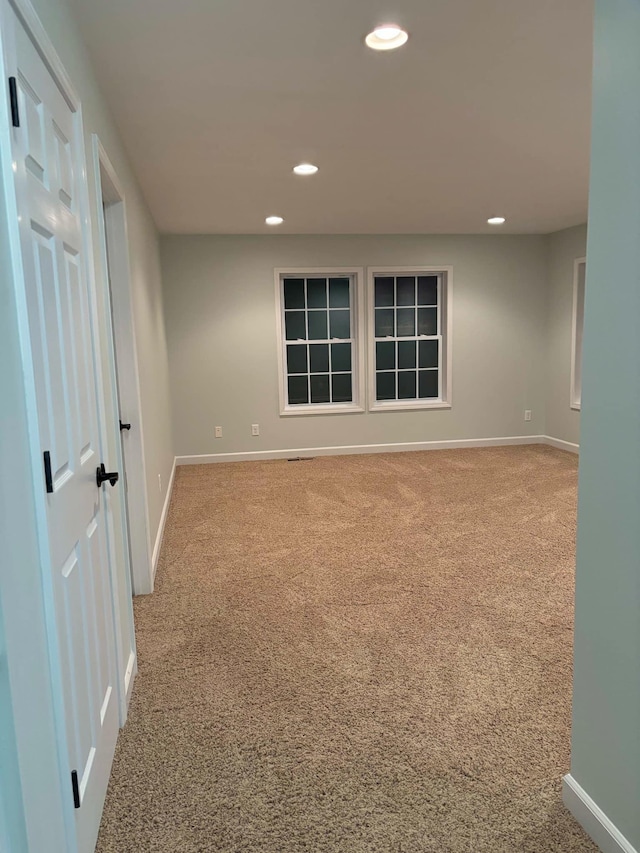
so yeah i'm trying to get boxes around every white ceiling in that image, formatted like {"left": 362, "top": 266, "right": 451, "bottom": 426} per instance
{"left": 71, "top": 0, "right": 593, "bottom": 234}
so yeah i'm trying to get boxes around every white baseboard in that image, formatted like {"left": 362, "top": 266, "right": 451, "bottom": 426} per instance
{"left": 563, "top": 774, "right": 637, "bottom": 853}
{"left": 544, "top": 435, "right": 580, "bottom": 454}
{"left": 176, "top": 435, "right": 550, "bottom": 465}
{"left": 151, "top": 457, "right": 176, "bottom": 578}
{"left": 123, "top": 649, "right": 136, "bottom": 711}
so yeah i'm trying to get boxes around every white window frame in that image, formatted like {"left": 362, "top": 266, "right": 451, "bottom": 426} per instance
{"left": 274, "top": 267, "right": 366, "bottom": 416}
{"left": 570, "top": 257, "right": 586, "bottom": 411}
{"left": 367, "top": 266, "right": 453, "bottom": 412}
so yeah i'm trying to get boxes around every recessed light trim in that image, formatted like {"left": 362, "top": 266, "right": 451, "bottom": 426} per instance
{"left": 265, "top": 216, "right": 284, "bottom": 226}
{"left": 293, "top": 163, "right": 319, "bottom": 176}
{"left": 487, "top": 216, "right": 506, "bottom": 225}
{"left": 365, "top": 24, "right": 409, "bottom": 51}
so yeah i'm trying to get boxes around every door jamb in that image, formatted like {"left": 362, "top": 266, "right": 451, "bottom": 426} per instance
{"left": 91, "top": 137, "right": 154, "bottom": 596}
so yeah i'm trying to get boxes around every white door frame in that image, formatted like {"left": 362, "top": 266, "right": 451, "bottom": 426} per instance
{"left": 91, "top": 136, "right": 154, "bottom": 596}
{"left": 0, "top": 0, "right": 134, "bottom": 848}
{"left": 570, "top": 256, "right": 586, "bottom": 412}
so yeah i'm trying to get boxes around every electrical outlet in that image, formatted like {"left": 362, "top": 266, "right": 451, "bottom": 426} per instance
{"left": 215, "top": 426, "right": 222, "bottom": 438}
{"left": 251, "top": 423, "right": 260, "bottom": 436}
{"left": 158, "top": 473, "right": 162, "bottom": 491}
{"left": 524, "top": 410, "right": 532, "bottom": 422}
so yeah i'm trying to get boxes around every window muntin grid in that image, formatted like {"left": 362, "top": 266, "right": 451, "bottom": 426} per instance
{"left": 373, "top": 274, "right": 441, "bottom": 402}
{"left": 282, "top": 275, "right": 354, "bottom": 406}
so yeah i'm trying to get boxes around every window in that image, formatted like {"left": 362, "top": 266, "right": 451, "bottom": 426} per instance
{"left": 570, "top": 258, "right": 586, "bottom": 410}
{"left": 275, "top": 268, "right": 365, "bottom": 415}
{"left": 368, "top": 267, "right": 452, "bottom": 411}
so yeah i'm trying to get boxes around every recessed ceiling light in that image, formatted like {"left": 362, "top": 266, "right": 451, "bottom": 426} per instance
{"left": 293, "top": 163, "right": 318, "bottom": 176}
{"left": 487, "top": 216, "right": 506, "bottom": 225}
{"left": 365, "top": 24, "right": 409, "bottom": 51}
{"left": 265, "top": 215, "right": 284, "bottom": 226}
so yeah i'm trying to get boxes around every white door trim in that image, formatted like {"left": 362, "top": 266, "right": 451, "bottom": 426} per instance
{"left": 91, "top": 135, "right": 153, "bottom": 597}
{"left": 570, "top": 256, "right": 586, "bottom": 412}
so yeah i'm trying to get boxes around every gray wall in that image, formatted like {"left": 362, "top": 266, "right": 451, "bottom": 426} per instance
{"left": 570, "top": 0, "right": 640, "bottom": 847}
{"left": 162, "top": 235, "right": 549, "bottom": 457}
{"left": 30, "top": 0, "right": 174, "bottom": 546}
{"left": 0, "top": 589, "right": 27, "bottom": 852}
{"left": 546, "top": 224, "right": 587, "bottom": 445}
{"left": 0, "top": 592, "right": 26, "bottom": 852}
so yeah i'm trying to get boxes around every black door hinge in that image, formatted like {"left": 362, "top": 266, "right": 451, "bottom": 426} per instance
{"left": 8, "top": 77, "right": 19, "bottom": 127}
{"left": 43, "top": 451, "right": 53, "bottom": 493}
{"left": 71, "top": 770, "right": 81, "bottom": 809}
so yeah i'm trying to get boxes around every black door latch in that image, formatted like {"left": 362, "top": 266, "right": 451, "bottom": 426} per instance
{"left": 71, "top": 770, "right": 80, "bottom": 809}
{"left": 119, "top": 420, "right": 131, "bottom": 431}
{"left": 96, "top": 463, "right": 119, "bottom": 487}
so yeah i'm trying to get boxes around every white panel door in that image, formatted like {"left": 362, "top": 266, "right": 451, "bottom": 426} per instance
{"left": 4, "top": 5, "right": 119, "bottom": 852}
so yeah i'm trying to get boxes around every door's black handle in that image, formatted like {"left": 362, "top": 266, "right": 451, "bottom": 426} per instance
{"left": 96, "top": 463, "right": 119, "bottom": 488}
{"left": 119, "top": 420, "right": 131, "bottom": 431}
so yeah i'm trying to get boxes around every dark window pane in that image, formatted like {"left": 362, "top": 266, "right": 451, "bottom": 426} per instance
{"left": 287, "top": 344, "right": 307, "bottom": 374}
{"left": 419, "top": 370, "right": 439, "bottom": 398}
{"left": 376, "top": 341, "right": 395, "bottom": 370}
{"left": 307, "top": 278, "right": 327, "bottom": 308}
{"left": 329, "top": 309, "right": 350, "bottom": 339}
{"left": 332, "top": 373, "right": 352, "bottom": 403}
{"left": 288, "top": 375, "right": 308, "bottom": 404}
{"left": 284, "top": 278, "right": 305, "bottom": 309}
{"left": 398, "top": 340, "right": 416, "bottom": 369}
{"left": 397, "top": 276, "right": 416, "bottom": 306}
{"left": 375, "top": 277, "right": 394, "bottom": 307}
{"left": 331, "top": 343, "right": 352, "bottom": 372}
{"left": 308, "top": 311, "right": 328, "bottom": 340}
{"left": 397, "top": 308, "right": 415, "bottom": 337}
{"left": 285, "top": 311, "right": 306, "bottom": 340}
{"left": 329, "top": 278, "right": 350, "bottom": 308}
{"left": 418, "top": 307, "right": 438, "bottom": 336}
{"left": 398, "top": 370, "right": 417, "bottom": 399}
{"left": 309, "top": 343, "right": 329, "bottom": 373}
{"left": 418, "top": 276, "right": 438, "bottom": 305}
{"left": 310, "top": 374, "right": 330, "bottom": 403}
{"left": 375, "top": 308, "right": 394, "bottom": 337}
{"left": 376, "top": 371, "right": 396, "bottom": 400}
{"left": 418, "top": 340, "right": 438, "bottom": 369}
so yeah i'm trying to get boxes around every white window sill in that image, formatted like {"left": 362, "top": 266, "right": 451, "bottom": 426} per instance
{"left": 369, "top": 400, "right": 452, "bottom": 413}
{"left": 280, "top": 404, "right": 365, "bottom": 417}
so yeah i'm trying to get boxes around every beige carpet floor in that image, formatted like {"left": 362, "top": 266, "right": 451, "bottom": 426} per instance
{"left": 97, "top": 445, "right": 597, "bottom": 853}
